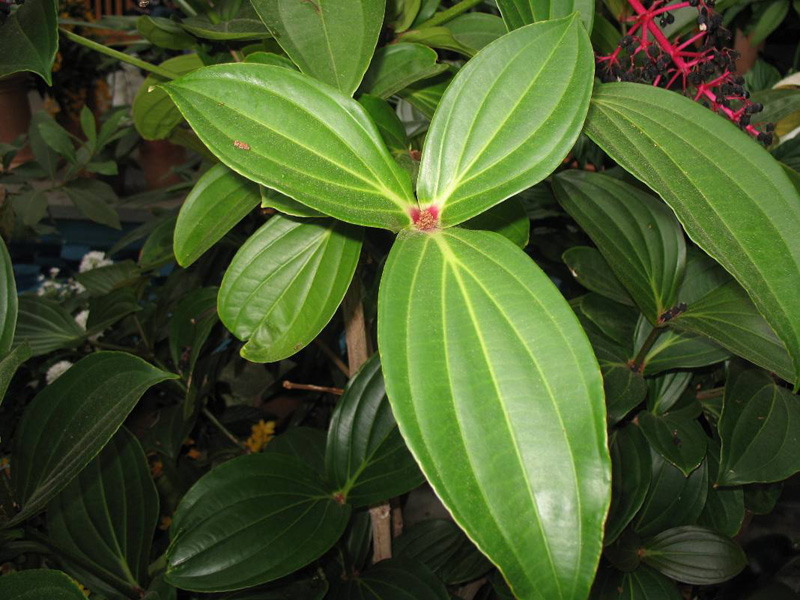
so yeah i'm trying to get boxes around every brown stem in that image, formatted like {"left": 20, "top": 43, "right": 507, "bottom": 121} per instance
{"left": 696, "top": 387, "right": 725, "bottom": 401}
{"left": 314, "top": 338, "right": 350, "bottom": 377}
{"left": 282, "top": 381, "right": 344, "bottom": 395}
{"left": 629, "top": 326, "right": 663, "bottom": 373}
{"left": 391, "top": 498, "right": 404, "bottom": 538}
{"left": 369, "top": 503, "right": 393, "bottom": 563}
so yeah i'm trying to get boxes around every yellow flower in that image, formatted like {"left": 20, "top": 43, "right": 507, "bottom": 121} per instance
{"left": 149, "top": 458, "right": 163, "bottom": 479}
{"left": 186, "top": 448, "right": 202, "bottom": 460}
{"left": 245, "top": 420, "right": 276, "bottom": 453}
{"left": 159, "top": 515, "right": 173, "bottom": 530}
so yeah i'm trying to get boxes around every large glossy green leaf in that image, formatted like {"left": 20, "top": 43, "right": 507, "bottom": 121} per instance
{"left": 0, "top": 236, "right": 17, "bottom": 356}
{"left": 554, "top": 172, "right": 686, "bottom": 324}
{"left": 360, "top": 43, "right": 447, "bottom": 99}
{"left": 132, "top": 54, "right": 203, "bottom": 141}
{"left": 416, "top": 16, "right": 594, "bottom": 227}
{"left": 670, "top": 281, "right": 794, "bottom": 384}
{"left": 495, "top": 0, "right": 594, "bottom": 32}
{"left": 378, "top": 227, "right": 609, "bottom": 600}
{"left": 47, "top": 428, "right": 159, "bottom": 594}
{"left": 9, "top": 352, "right": 175, "bottom": 525}
{"left": 174, "top": 164, "right": 261, "bottom": 267}
{"left": 165, "top": 64, "right": 416, "bottom": 230}
{"left": 585, "top": 82, "right": 800, "bottom": 386}
{"left": 591, "top": 564, "right": 681, "bottom": 600}
{"left": 563, "top": 246, "right": 634, "bottom": 307}
{"left": 698, "top": 441, "right": 744, "bottom": 537}
{"left": 166, "top": 453, "right": 351, "bottom": 592}
{"left": 330, "top": 559, "right": 450, "bottom": 600}
{"left": 0, "top": 0, "right": 58, "bottom": 84}
{"left": 251, "top": 0, "right": 383, "bottom": 96}
{"left": 326, "top": 354, "right": 423, "bottom": 507}
{"left": 0, "top": 569, "right": 86, "bottom": 599}
{"left": 637, "top": 411, "right": 707, "bottom": 477}
{"left": 169, "top": 287, "right": 218, "bottom": 377}
{"left": 606, "top": 425, "right": 651, "bottom": 546}
{"left": 219, "top": 215, "right": 362, "bottom": 362}
{"left": 13, "top": 296, "right": 85, "bottom": 357}
{"left": 641, "top": 526, "right": 747, "bottom": 585}
{"left": 718, "top": 369, "right": 800, "bottom": 485}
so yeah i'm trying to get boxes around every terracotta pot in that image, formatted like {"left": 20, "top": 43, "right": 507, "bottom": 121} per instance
{"left": 0, "top": 73, "right": 34, "bottom": 169}
{"left": 138, "top": 139, "right": 187, "bottom": 189}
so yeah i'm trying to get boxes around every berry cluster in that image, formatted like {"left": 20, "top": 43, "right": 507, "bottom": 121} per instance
{"left": 598, "top": 0, "right": 773, "bottom": 144}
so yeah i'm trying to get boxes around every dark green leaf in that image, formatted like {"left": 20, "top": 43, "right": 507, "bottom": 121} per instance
{"left": 698, "top": 440, "right": 744, "bottom": 537}
{"left": 1, "top": 236, "right": 17, "bottom": 355}
{"left": 326, "top": 354, "right": 423, "bottom": 507}
{"left": 461, "top": 197, "right": 529, "bottom": 248}
{"left": 85, "top": 288, "right": 142, "bottom": 335}
{"left": 387, "top": 0, "right": 421, "bottom": 32}
{"left": 359, "top": 94, "right": 409, "bottom": 155}
{"left": 396, "top": 67, "right": 454, "bottom": 119}
{"left": 261, "top": 187, "right": 324, "bottom": 218}
{"left": 634, "top": 316, "right": 729, "bottom": 376}
{"left": 166, "top": 453, "right": 351, "bottom": 592}
{"left": 495, "top": 0, "right": 594, "bottom": 32}
{"left": 267, "top": 427, "right": 327, "bottom": 476}
{"left": 63, "top": 179, "right": 120, "bottom": 230}
{"left": 139, "top": 216, "right": 176, "bottom": 270}
{"left": 37, "top": 116, "right": 76, "bottom": 164}
{"left": 591, "top": 14, "right": 621, "bottom": 55}
{"left": 0, "top": 569, "right": 86, "bottom": 599}
{"left": 243, "top": 51, "right": 299, "bottom": 70}
{"left": 417, "top": 16, "right": 594, "bottom": 227}
{"left": 85, "top": 160, "right": 118, "bottom": 176}
{"left": 80, "top": 106, "right": 96, "bottom": 148}
{"left": 398, "top": 27, "right": 475, "bottom": 58}
{"left": 181, "top": 1, "right": 269, "bottom": 40}
{"left": 585, "top": 82, "right": 800, "bottom": 386}
{"left": 360, "top": 43, "right": 447, "bottom": 99}
{"left": 0, "top": 343, "right": 31, "bottom": 408}
{"left": 165, "top": 64, "right": 416, "bottom": 230}
{"left": 169, "top": 287, "right": 218, "bottom": 377}
{"left": 446, "top": 13, "right": 506, "bottom": 52}
{"left": 743, "top": 482, "right": 782, "bottom": 514}
{"left": 606, "top": 425, "right": 651, "bottom": 546}
{"left": 219, "top": 216, "right": 361, "bottom": 362}
{"left": 647, "top": 371, "right": 692, "bottom": 415}
{"left": 562, "top": 246, "right": 634, "bottom": 307}
{"left": 75, "top": 260, "right": 141, "bottom": 296}
{"left": 137, "top": 16, "right": 195, "bottom": 50}
{"left": 251, "top": 0, "right": 383, "bottom": 95}
{"left": 378, "top": 228, "right": 609, "bottom": 600}
{"left": 10, "top": 352, "right": 175, "bottom": 525}
{"left": 28, "top": 112, "right": 59, "bottom": 178}
{"left": 641, "top": 526, "right": 747, "bottom": 585}
{"left": 637, "top": 411, "right": 707, "bottom": 477}
{"left": 330, "top": 558, "right": 449, "bottom": 600}
{"left": 591, "top": 564, "right": 681, "bottom": 600}
{"left": 13, "top": 296, "right": 85, "bottom": 356}
{"left": 0, "top": 0, "right": 58, "bottom": 84}
{"left": 752, "top": 88, "right": 800, "bottom": 126}
{"left": 749, "top": 0, "right": 789, "bottom": 44}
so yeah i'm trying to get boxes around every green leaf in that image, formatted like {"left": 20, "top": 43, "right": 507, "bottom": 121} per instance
{"left": 591, "top": 14, "right": 621, "bottom": 56}
{"left": 606, "top": 424, "right": 651, "bottom": 546}
{"left": 180, "top": 1, "right": 270, "bottom": 40}
{"left": 633, "top": 451, "right": 707, "bottom": 538}
{"left": 9, "top": 352, "right": 175, "bottom": 525}
{"left": 37, "top": 116, "right": 77, "bottom": 164}
{"left": 749, "top": 0, "right": 789, "bottom": 45}
{"left": 698, "top": 440, "right": 744, "bottom": 537}
{"left": 0, "top": 343, "right": 31, "bottom": 408}
{"left": 396, "top": 67, "right": 454, "bottom": 119}
{"left": 584, "top": 82, "right": 800, "bottom": 387}
{"left": 1, "top": 236, "right": 17, "bottom": 356}
{"left": 495, "top": 0, "right": 594, "bottom": 33}
{"left": 744, "top": 482, "right": 782, "bottom": 515}
{"left": 416, "top": 16, "right": 594, "bottom": 227}
{"left": 360, "top": 43, "right": 447, "bottom": 99}
{"left": 554, "top": 171, "right": 686, "bottom": 324}
{"left": 0, "top": 569, "right": 86, "bottom": 599}
{"left": 164, "top": 64, "right": 416, "bottom": 230}
{"left": 637, "top": 411, "right": 707, "bottom": 477}
{"left": 330, "top": 559, "right": 450, "bottom": 600}
{"left": 63, "top": 179, "right": 121, "bottom": 230}
{"left": 634, "top": 316, "right": 729, "bottom": 376}
{"left": 86, "top": 288, "right": 142, "bottom": 334}
{"left": 378, "top": 228, "right": 609, "bottom": 600}
{"left": 169, "top": 287, "right": 218, "bottom": 377}
{"left": 387, "top": 0, "right": 421, "bottom": 32}
{"left": 646, "top": 371, "right": 692, "bottom": 415}
{"left": 446, "top": 13, "right": 506, "bottom": 52}
{"left": 752, "top": 88, "right": 800, "bottom": 126}
{"left": 326, "top": 354, "right": 423, "bottom": 507}
{"left": 398, "top": 28, "right": 476, "bottom": 58}
{"left": 166, "top": 453, "right": 351, "bottom": 592}
{"left": 718, "top": 369, "right": 800, "bottom": 485}
{"left": 133, "top": 54, "right": 204, "bottom": 141}
{"left": 174, "top": 164, "right": 260, "bottom": 267}
{"left": 0, "top": 0, "right": 58, "bottom": 84}
{"left": 85, "top": 160, "right": 118, "bottom": 176}
{"left": 461, "top": 197, "right": 529, "bottom": 248}
{"left": 13, "top": 296, "right": 85, "bottom": 357}
{"left": 267, "top": 427, "right": 327, "bottom": 476}
{"left": 80, "top": 106, "right": 96, "bottom": 148}
{"left": 243, "top": 51, "right": 299, "bottom": 70}
{"left": 219, "top": 216, "right": 362, "bottom": 362}
{"left": 641, "top": 526, "right": 747, "bottom": 585}
{"left": 251, "top": 0, "right": 383, "bottom": 96}
{"left": 139, "top": 216, "right": 176, "bottom": 270}
{"left": 591, "top": 564, "right": 681, "bottom": 600}
{"left": 580, "top": 294, "right": 637, "bottom": 350}
{"left": 261, "top": 187, "right": 325, "bottom": 218}
{"left": 563, "top": 247, "right": 634, "bottom": 307}
{"left": 28, "top": 112, "right": 59, "bottom": 178}
{"left": 670, "top": 281, "right": 794, "bottom": 385}
{"left": 137, "top": 16, "right": 195, "bottom": 50}
{"left": 47, "top": 428, "right": 159, "bottom": 593}
{"left": 359, "top": 94, "right": 409, "bottom": 155}
{"left": 75, "top": 261, "right": 141, "bottom": 296}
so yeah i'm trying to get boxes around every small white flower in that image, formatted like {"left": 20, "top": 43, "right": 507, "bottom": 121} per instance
{"left": 79, "top": 251, "right": 113, "bottom": 273}
{"left": 46, "top": 360, "right": 74, "bottom": 385}
{"left": 69, "top": 279, "right": 87, "bottom": 295}
{"left": 74, "top": 310, "right": 89, "bottom": 330}
{"left": 49, "top": 267, "right": 60, "bottom": 278}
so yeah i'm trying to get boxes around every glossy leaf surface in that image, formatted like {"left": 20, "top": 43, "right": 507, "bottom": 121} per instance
{"left": 606, "top": 425, "right": 651, "bottom": 546}
{"left": 251, "top": 0, "right": 384, "bottom": 96}
{"left": 219, "top": 216, "right": 361, "bottom": 362}
{"left": 462, "top": 196, "right": 530, "bottom": 248}
{"left": 496, "top": 0, "right": 594, "bottom": 32}
{"left": 1, "top": 236, "right": 17, "bottom": 356}
{"left": 325, "top": 355, "right": 423, "bottom": 507}
{"left": 378, "top": 227, "right": 609, "bottom": 600}
{"left": 637, "top": 411, "right": 707, "bottom": 477}
{"left": 585, "top": 82, "right": 800, "bottom": 385}
{"left": 10, "top": 352, "right": 174, "bottom": 525}
{"left": 13, "top": 296, "right": 85, "bottom": 356}
{"left": 417, "top": 16, "right": 594, "bottom": 227}
{"left": 165, "top": 64, "right": 416, "bottom": 230}
{"left": 634, "top": 317, "right": 729, "bottom": 376}
{"left": 447, "top": 13, "right": 506, "bottom": 52}
{"left": 0, "top": 570, "right": 86, "bottom": 599}
{"left": 554, "top": 171, "right": 685, "bottom": 324}
{"left": 563, "top": 246, "right": 634, "bottom": 307}
{"left": 0, "top": 0, "right": 58, "bottom": 84}
{"left": 360, "top": 43, "right": 447, "bottom": 99}
{"left": 166, "top": 453, "right": 351, "bottom": 591}
{"left": 698, "top": 441, "right": 744, "bottom": 537}
{"left": 174, "top": 164, "right": 261, "bottom": 267}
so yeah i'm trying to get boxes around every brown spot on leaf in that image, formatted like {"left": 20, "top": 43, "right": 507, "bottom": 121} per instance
{"left": 234, "top": 140, "right": 251, "bottom": 150}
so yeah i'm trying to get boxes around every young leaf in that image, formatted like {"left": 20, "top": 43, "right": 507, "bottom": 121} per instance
{"left": 174, "top": 164, "right": 260, "bottom": 267}
{"left": 0, "top": 0, "right": 58, "bottom": 84}
{"left": 0, "top": 570, "right": 86, "bottom": 599}
{"left": 585, "top": 82, "right": 800, "bottom": 387}
{"left": 218, "top": 216, "right": 362, "bottom": 363}
{"left": 47, "top": 428, "right": 159, "bottom": 594}
{"left": 164, "top": 64, "right": 416, "bottom": 230}
{"left": 641, "top": 526, "right": 747, "bottom": 585}
{"left": 554, "top": 171, "right": 686, "bottom": 324}
{"left": 563, "top": 246, "right": 634, "bottom": 307}
{"left": 495, "top": 0, "right": 594, "bottom": 33}
{"left": 13, "top": 296, "right": 85, "bottom": 357}
{"left": 378, "top": 228, "right": 609, "bottom": 600}
{"left": 718, "top": 369, "right": 800, "bottom": 485}
{"left": 606, "top": 424, "right": 651, "bottom": 546}
{"left": 326, "top": 355, "right": 423, "bottom": 507}
{"left": 251, "top": 0, "right": 384, "bottom": 96}
{"left": 636, "top": 411, "right": 707, "bottom": 477}
{"left": 166, "top": 453, "right": 351, "bottom": 592}
{"left": 1, "top": 237, "right": 17, "bottom": 356}
{"left": 330, "top": 558, "right": 450, "bottom": 599}
{"left": 416, "top": 16, "right": 594, "bottom": 227}
{"left": 360, "top": 43, "right": 448, "bottom": 99}
{"left": 10, "top": 352, "right": 175, "bottom": 525}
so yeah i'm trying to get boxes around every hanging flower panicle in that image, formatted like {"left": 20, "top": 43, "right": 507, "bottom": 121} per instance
{"left": 597, "top": 0, "right": 774, "bottom": 144}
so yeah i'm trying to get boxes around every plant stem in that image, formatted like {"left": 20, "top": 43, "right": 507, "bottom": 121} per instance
{"left": 59, "top": 29, "right": 180, "bottom": 80}
{"left": 696, "top": 387, "right": 725, "bottom": 401}
{"left": 416, "top": 0, "right": 483, "bottom": 29}
{"left": 630, "top": 326, "right": 664, "bottom": 373}
{"left": 369, "top": 503, "right": 393, "bottom": 562}
{"left": 282, "top": 380, "right": 344, "bottom": 395}
{"left": 201, "top": 407, "right": 247, "bottom": 451}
